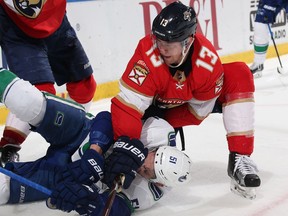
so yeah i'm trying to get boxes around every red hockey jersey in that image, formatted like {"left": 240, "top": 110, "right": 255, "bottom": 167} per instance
{"left": 111, "top": 34, "right": 224, "bottom": 139}
{"left": 1, "top": 0, "right": 66, "bottom": 38}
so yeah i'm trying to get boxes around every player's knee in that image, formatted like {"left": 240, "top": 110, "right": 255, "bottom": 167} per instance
{"left": 34, "top": 83, "right": 56, "bottom": 95}
{"left": 66, "top": 75, "right": 96, "bottom": 104}
{"left": 0, "top": 173, "right": 10, "bottom": 205}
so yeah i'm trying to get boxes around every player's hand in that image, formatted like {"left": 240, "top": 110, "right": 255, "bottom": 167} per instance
{"left": 57, "top": 149, "right": 104, "bottom": 185}
{"left": 103, "top": 136, "right": 148, "bottom": 189}
{"left": 47, "top": 182, "right": 103, "bottom": 214}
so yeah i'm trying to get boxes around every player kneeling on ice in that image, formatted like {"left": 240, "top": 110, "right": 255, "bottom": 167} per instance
{"left": 110, "top": 1, "right": 261, "bottom": 200}
{"left": 0, "top": 68, "right": 192, "bottom": 215}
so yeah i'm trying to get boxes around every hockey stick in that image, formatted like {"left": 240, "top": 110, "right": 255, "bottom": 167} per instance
{"left": 101, "top": 175, "right": 124, "bottom": 216}
{"left": 0, "top": 167, "right": 52, "bottom": 196}
{"left": 267, "top": 24, "right": 288, "bottom": 75}
{"left": 0, "top": 166, "right": 125, "bottom": 215}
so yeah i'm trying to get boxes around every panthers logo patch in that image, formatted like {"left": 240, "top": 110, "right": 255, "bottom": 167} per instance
{"left": 14, "top": 0, "right": 44, "bottom": 18}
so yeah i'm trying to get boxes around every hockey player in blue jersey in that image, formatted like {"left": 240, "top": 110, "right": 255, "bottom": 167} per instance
{"left": 0, "top": 68, "right": 193, "bottom": 215}
{"left": 250, "top": 0, "right": 288, "bottom": 77}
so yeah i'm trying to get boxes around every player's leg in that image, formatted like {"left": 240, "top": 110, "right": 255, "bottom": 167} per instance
{"left": 34, "top": 92, "right": 92, "bottom": 158}
{"left": 0, "top": 69, "right": 46, "bottom": 125}
{"left": 0, "top": 68, "right": 48, "bottom": 166}
{"left": 0, "top": 172, "right": 10, "bottom": 205}
{"left": 5, "top": 159, "right": 60, "bottom": 204}
{"left": 0, "top": 83, "right": 55, "bottom": 165}
{"left": 219, "top": 62, "right": 260, "bottom": 199}
{"left": 0, "top": 19, "right": 56, "bottom": 164}
{"left": 250, "top": 22, "right": 269, "bottom": 77}
{"left": 66, "top": 75, "right": 96, "bottom": 111}
{"left": 46, "top": 14, "right": 96, "bottom": 112}
{"left": 251, "top": 1, "right": 284, "bottom": 78}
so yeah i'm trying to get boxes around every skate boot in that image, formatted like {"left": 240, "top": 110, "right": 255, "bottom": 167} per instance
{"left": 228, "top": 152, "right": 261, "bottom": 199}
{"left": 0, "top": 144, "right": 21, "bottom": 167}
{"left": 250, "top": 62, "right": 264, "bottom": 78}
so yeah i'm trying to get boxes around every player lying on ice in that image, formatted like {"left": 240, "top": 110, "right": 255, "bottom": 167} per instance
{"left": 110, "top": 1, "right": 261, "bottom": 200}
{"left": 0, "top": 68, "right": 193, "bottom": 216}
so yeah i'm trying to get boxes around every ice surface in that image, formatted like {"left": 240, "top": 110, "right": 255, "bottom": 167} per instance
{"left": 0, "top": 56, "right": 288, "bottom": 216}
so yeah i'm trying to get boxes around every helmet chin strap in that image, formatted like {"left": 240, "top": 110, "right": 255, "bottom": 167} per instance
{"left": 168, "top": 37, "right": 194, "bottom": 68}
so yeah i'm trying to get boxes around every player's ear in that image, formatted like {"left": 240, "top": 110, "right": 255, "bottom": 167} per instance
{"left": 188, "top": 35, "right": 195, "bottom": 45}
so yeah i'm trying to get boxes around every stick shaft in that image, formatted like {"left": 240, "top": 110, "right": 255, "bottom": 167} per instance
{"left": 0, "top": 167, "right": 52, "bottom": 196}
{"left": 268, "top": 24, "right": 283, "bottom": 68}
{"left": 101, "top": 189, "right": 117, "bottom": 216}
{"left": 101, "top": 175, "right": 124, "bottom": 216}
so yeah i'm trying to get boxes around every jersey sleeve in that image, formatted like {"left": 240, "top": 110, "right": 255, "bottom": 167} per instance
{"left": 111, "top": 36, "right": 161, "bottom": 139}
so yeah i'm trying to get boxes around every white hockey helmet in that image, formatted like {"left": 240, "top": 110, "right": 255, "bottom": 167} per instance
{"left": 152, "top": 146, "right": 192, "bottom": 187}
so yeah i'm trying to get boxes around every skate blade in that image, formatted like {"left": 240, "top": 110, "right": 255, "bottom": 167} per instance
{"left": 230, "top": 180, "right": 256, "bottom": 200}
{"left": 277, "top": 66, "right": 288, "bottom": 75}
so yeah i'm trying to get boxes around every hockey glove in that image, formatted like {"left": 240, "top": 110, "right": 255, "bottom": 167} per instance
{"left": 47, "top": 182, "right": 103, "bottom": 214}
{"left": 103, "top": 136, "right": 148, "bottom": 189}
{"left": 57, "top": 148, "right": 104, "bottom": 185}
{"left": 89, "top": 111, "right": 114, "bottom": 154}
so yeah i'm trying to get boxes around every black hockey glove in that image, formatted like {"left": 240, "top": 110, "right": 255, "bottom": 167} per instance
{"left": 56, "top": 149, "right": 104, "bottom": 185}
{"left": 103, "top": 136, "right": 148, "bottom": 189}
{"left": 47, "top": 182, "right": 103, "bottom": 214}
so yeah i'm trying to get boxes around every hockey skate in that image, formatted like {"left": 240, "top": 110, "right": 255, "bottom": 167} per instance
{"left": 228, "top": 152, "right": 261, "bottom": 200}
{"left": 0, "top": 144, "right": 21, "bottom": 167}
{"left": 250, "top": 62, "right": 263, "bottom": 78}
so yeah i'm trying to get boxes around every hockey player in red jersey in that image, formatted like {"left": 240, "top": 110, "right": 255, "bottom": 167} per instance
{"left": 110, "top": 1, "right": 261, "bottom": 199}
{"left": 0, "top": 0, "right": 96, "bottom": 164}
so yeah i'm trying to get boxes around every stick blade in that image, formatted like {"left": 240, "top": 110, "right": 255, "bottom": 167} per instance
{"left": 277, "top": 66, "right": 288, "bottom": 75}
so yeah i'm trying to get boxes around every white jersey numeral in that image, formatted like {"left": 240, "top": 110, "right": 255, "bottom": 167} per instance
{"left": 146, "top": 44, "right": 163, "bottom": 67}
{"left": 195, "top": 46, "right": 218, "bottom": 72}
{"left": 160, "top": 18, "right": 169, "bottom": 27}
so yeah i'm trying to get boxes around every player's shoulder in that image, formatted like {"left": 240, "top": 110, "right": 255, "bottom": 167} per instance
{"left": 137, "top": 35, "right": 154, "bottom": 52}
{"left": 191, "top": 34, "right": 222, "bottom": 75}
{"left": 193, "top": 33, "right": 217, "bottom": 52}
{"left": 122, "top": 175, "right": 165, "bottom": 210}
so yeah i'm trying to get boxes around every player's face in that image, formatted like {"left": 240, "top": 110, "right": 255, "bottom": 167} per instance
{"left": 156, "top": 39, "right": 183, "bottom": 65}
{"left": 137, "top": 151, "right": 156, "bottom": 180}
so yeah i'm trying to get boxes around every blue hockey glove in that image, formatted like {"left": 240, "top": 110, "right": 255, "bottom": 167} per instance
{"left": 47, "top": 182, "right": 103, "bottom": 214}
{"left": 103, "top": 136, "right": 148, "bottom": 189}
{"left": 255, "top": 2, "right": 283, "bottom": 23}
{"left": 89, "top": 111, "right": 114, "bottom": 154}
{"left": 58, "top": 149, "right": 104, "bottom": 185}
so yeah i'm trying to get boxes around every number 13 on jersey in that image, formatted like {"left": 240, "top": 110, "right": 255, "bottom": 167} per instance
{"left": 195, "top": 46, "right": 218, "bottom": 72}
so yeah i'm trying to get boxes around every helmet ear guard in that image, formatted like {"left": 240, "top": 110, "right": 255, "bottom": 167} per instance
{"left": 152, "top": 1, "right": 197, "bottom": 42}
{"left": 152, "top": 146, "right": 193, "bottom": 187}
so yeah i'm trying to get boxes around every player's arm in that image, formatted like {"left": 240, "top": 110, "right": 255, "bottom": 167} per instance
{"left": 47, "top": 182, "right": 133, "bottom": 216}
{"left": 111, "top": 40, "right": 156, "bottom": 140}
{"left": 121, "top": 175, "right": 165, "bottom": 211}
{"left": 255, "top": 0, "right": 284, "bottom": 23}
{"left": 56, "top": 111, "right": 114, "bottom": 185}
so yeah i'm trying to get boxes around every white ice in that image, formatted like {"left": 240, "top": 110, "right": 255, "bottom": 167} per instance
{"left": 0, "top": 55, "right": 288, "bottom": 216}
